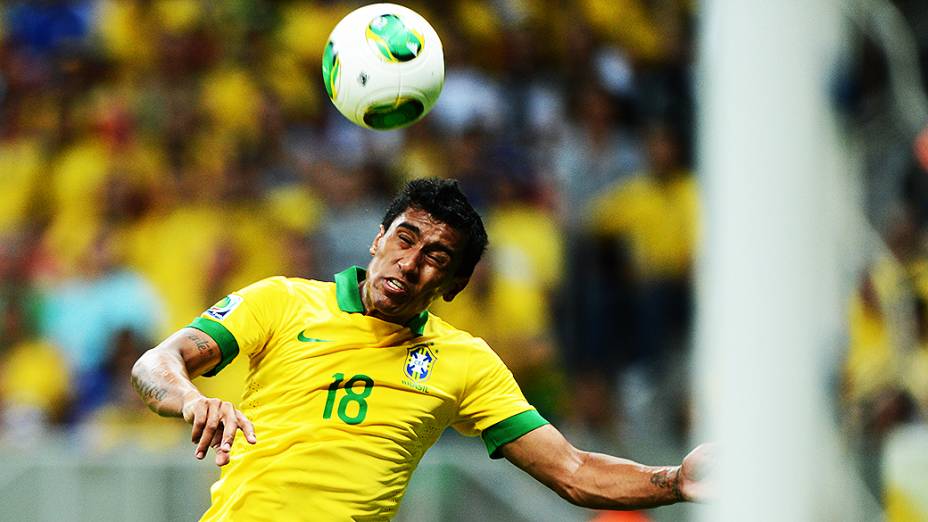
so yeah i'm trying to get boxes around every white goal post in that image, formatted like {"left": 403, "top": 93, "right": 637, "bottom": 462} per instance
{"left": 695, "top": 1, "right": 878, "bottom": 520}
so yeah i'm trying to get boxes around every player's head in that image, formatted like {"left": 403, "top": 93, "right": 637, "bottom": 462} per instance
{"left": 381, "top": 178, "right": 488, "bottom": 278}
{"left": 363, "top": 178, "right": 488, "bottom": 323}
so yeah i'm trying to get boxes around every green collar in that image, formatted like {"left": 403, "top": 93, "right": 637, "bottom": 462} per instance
{"left": 334, "top": 266, "right": 428, "bottom": 336}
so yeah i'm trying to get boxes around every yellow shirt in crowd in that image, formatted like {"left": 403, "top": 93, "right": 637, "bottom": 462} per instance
{"left": 589, "top": 171, "right": 698, "bottom": 280}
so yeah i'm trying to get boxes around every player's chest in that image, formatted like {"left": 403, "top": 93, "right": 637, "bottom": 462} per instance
{"left": 256, "top": 334, "right": 461, "bottom": 418}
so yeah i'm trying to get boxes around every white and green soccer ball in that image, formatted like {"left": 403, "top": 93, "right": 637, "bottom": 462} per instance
{"left": 322, "top": 3, "right": 444, "bottom": 131}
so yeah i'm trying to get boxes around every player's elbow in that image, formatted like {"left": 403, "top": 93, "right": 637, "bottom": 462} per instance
{"left": 130, "top": 350, "right": 161, "bottom": 411}
{"left": 130, "top": 347, "right": 143, "bottom": 373}
{"left": 130, "top": 354, "right": 148, "bottom": 394}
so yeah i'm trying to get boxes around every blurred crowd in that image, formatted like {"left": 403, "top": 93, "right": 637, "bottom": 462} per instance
{"left": 2, "top": 0, "right": 928, "bottom": 506}
{"left": 0, "top": 0, "right": 698, "bottom": 454}
{"left": 834, "top": 0, "right": 928, "bottom": 510}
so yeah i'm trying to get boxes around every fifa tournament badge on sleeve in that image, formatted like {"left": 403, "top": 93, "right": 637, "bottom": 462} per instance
{"left": 206, "top": 294, "right": 243, "bottom": 321}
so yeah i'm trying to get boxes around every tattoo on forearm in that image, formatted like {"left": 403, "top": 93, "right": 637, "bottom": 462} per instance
{"left": 132, "top": 374, "right": 168, "bottom": 402}
{"left": 187, "top": 333, "right": 211, "bottom": 353}
{"left": 650, "top": 467, "right": 684, "bottom": 502}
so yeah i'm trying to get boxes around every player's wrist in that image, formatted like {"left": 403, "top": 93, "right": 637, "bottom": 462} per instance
{"left": 671, "top": 465, "right": 686, "bottom": 502}
{"left": 180, "top": 391, "right": 206, "bottom": 420}
{"left": 649, "top": 465, "right": 685, "bottom": 504}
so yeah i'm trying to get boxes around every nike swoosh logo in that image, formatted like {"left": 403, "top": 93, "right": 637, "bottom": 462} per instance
{"left": 297, "top": 331, "right": 333, "bottom": 343}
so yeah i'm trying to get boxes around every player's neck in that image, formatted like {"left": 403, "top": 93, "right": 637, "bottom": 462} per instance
{"left": 358, "top": 280, "right": 418, "bottom": 327}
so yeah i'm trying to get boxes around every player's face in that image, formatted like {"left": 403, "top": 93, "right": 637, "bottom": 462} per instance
{"left": 364, "top": 208, "right": 468, "bottom": 324}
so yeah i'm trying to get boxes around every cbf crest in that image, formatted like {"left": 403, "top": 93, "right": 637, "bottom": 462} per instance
{"left": 404, "top": 344, "right": 436, "bottom": 381}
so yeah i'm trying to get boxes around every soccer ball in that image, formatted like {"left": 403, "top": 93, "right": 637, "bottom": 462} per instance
{"left": 321, "top": 3, "right": 444, "bottom": 131}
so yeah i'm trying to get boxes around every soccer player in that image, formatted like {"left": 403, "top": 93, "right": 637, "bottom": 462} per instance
{"left": 131, "top": 178, "right": 712, "bottom": 520}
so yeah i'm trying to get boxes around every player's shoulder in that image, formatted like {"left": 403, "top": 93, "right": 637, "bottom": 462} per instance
{"left": 237, "top": 275, "right": 335, "bottom": 301}
{"left": 280, "top": 275, "right": 335, "bottom": 292}
{"left": 424, "top": 313, "right": 510, "bottom": 373}
{"left": 424, "top": 312, "right": 492, "bottom": 352}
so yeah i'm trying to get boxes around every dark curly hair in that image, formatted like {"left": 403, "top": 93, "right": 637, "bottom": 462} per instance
{"left": 381, "top": 178, "right": 488, "bottom": 278}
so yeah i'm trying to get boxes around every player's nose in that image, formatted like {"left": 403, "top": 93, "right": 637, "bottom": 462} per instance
{"left": 396, "top": 251, "right": 420, "bottom": 281}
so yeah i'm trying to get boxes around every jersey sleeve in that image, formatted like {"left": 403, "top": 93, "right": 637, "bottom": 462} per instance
{"left": 188, "top": 276, "right": 291, "bottom": 377}
{"left": 451, "top": 340, "right": 549, "bottom": 459}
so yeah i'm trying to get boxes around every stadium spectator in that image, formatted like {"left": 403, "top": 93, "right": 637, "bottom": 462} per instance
{"left": 588, "top": 122, "right": 697, "bottom": 372}
{"left": 844, "top": 206, "right": 928, "bottom": 438}
{"left": 0, "top": 295, "right": 71, "bottom": 442}
{"left": 583, "top": 122, "right": 697, "bottom": 444}
{"left": 0, "top": 233, "right": 71, "bottom": 440}
{"left": 40, "top": 228, "right": 166, "bottom": 418}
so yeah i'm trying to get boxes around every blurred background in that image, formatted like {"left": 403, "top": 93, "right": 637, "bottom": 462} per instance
{"left": 0, "top": 0, "right": 927, "bottom": 520}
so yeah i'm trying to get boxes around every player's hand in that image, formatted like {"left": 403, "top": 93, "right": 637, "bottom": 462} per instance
{"left": 182, "top": 395, "right": 257, "bottom": 467}
{"left": 679, "top": 443, "right": 716, "bottom": 503}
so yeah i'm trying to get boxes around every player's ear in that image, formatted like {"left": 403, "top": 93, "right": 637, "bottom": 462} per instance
{"left": 370, "top": 225, "right": 386, "bottom": 256}
{"left": 442, "top": 277, "right": 469, "bottom": 302}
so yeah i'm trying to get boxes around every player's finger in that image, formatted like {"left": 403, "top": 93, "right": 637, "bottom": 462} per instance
{"left": 214, "top": 447, "right": 231, "bottom": 467}
{"left": 190, "top": 403, "right": 208, "bottom": 444}
{"left": 218, "top": 402, "right": 238, "bottom": 453}
{"left": 212, "top": 427, "right": 231, "bottom": 467}
{"left": 236, "top": 410, "right": 257, "bottom": 444}
{"left": 195, "top": 401, "right": 221, "bottom": 459}
{"left": 209, "top": 427, "right": 223, "bottom": 449}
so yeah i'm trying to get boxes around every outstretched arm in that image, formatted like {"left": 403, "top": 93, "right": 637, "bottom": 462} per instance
{"left": 131, "top": 327, "right": 256, "bottom": 466}
{"left": 500, "top": 424, "right": 711, "bottom": 510}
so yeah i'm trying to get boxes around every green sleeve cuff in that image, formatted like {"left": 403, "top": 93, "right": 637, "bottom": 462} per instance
{"left": 482, "top": 409, "right": 550, "bottom": 459}
{"left": 188, "top": 317, "right": 240, "bottom": 377}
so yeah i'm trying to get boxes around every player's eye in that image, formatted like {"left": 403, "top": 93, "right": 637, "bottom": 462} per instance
{"left": 398, "top": 233, "right": 413, "bottom": 246}
{"left": 427, "top": 252, "right": 449, "bottom": 267}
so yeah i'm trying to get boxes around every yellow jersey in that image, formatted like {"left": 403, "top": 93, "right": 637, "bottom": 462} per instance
{"left": 190, "top": 266, "right": 548, "bottom": 521}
